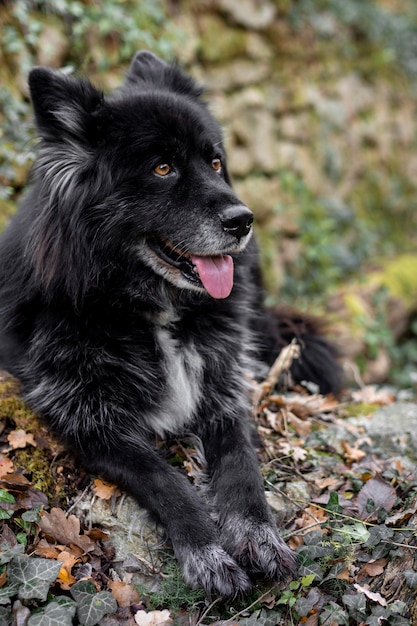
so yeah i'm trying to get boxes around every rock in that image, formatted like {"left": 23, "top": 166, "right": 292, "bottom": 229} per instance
{"left": 198, "top": 14, "right": 249, "bottom": 63}
{"left": 218, "top": 0, "right": 276, "bottom": 30}
{"left": 36, "top": 18, "right": 69, "bottom": 68}
{"left": 350, "top": 402, "right": 417, "bottom": 462}
{"left": 74, "top": 493, "right": 162, "bottom": 570}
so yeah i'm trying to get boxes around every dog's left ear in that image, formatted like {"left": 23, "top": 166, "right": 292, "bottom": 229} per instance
{"left": 127, "top": 51, "right": 170, "bottom": 80}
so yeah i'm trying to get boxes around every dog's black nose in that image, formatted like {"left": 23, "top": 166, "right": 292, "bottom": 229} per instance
{"left": 220, "top": 206, "right": 254, "bottom": 239}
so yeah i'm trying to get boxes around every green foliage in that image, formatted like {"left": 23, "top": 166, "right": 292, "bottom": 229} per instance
{"left": 275, "top": 170, "right": 371, "bottom": 304}
{"left": 0, "top": 497, "right": 116, "bottom": 625}
{"left": 0, "top": 0, "right": 182, "bottom": 219}
{"left": 137, "top": 556, "right": 205, "bottom": 611}
{"left": 287, "top": 0, "right": 417, "bottom": 79}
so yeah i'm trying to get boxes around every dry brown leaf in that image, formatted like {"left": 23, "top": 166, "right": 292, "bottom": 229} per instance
{"left": 357, "top": 558, "right": 387, "bottom": 580}
{"left": 85, "top": 527, "right": 110, "bottom": 542}
{"left": 353, "top": 583, "right": 387, "bottom": 606}
{"left": 109, "top": 580, "right": 140, "bottom": 607}
{"left": 341, "top": 440, "right": 366, "bottom": 463}
{"left": 351, "top": 386, "right": 395, "bottom": 406}
{"left": 35, "top": 539, "right": 61, "bottom": 560}
{"left": 7, "top": 429, "right": 37, "bottom": 449}
{"left": 278, "top": 441, "right": 307, "bottom": 462}
{"left": 0, "top": 571, "right": 7, "bottom": 588}
{"left": 39, "top": 507, "right": 95, "bottom": 553}
{"left": 134, "top": 609, "right": 173, "bottom": 626}
{"left": 0, "top": 455, "right": 14, "bottom": 478}
{"left": 315, "top": 477, "right": 339, "bottom": 490}
{"left": 93, "top": 478, "right": 121, "bottom": 500}
{"left": 336, "top": 566, "right": 351, "bottom": 581}
{"left": 286, "top": 410, "right": 312, "bottom": 436}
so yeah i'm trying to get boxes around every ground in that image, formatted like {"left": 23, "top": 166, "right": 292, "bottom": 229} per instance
{"left": 0, "top": 350, "right": 417, "bottom": 626}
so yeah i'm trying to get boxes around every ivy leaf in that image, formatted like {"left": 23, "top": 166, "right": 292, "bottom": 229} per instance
{"left": 28, "top": 600, "right": 76, "bottom": 626}
{"left": 326, "top": 492, "right": 344, "bottom": 516}
{"left": 403, "top": 570, "right": 417, "bottom": 589}
{"left": 0, "top": 489, "right": 15, "bottom": 504}
{"left": 0, "top": 544, "right": 25, "bottom": 565}
{"left": 0, "top": 582, "right": 20, "bottom": 605}
{"left": 298, "top": 562, "right": 324, "bottom": 582}
{"left": 8, "top": 555, "right": 61, "bottom": 601}
{"left": 71, "top": 581, "right": 117, "bottom": 626}
{"left": 342, "top": 592, "right": 367, "bottom": 620}
{"left": 320, "top": 601, "right": 349, "bottom": 625}
{"left": 338, "top": 521, "right": 370, "bottom": 543}
{"left": 0, "top": 605, "right": 12, "bottom": 624}
{"left": 21, "top": 506, "right": 43, "bottom": 523}
{"left": 238, "top": 609, "right": 283, "bottom": 626}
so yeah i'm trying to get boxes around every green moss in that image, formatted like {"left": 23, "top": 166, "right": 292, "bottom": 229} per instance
{"left": 342, "top": 403, "right": 379, "bottom": 418}
{"left": 371, "top": 254, "right": 417, "bottom": 311}
{"left": 198, "top": 15, "right": 249, "bottom": 63}
{"left": 0, "top": 379, "right": 36, "bottom": 427}
{"left": 13, "top": 447, "right": 54, "bottom": 493}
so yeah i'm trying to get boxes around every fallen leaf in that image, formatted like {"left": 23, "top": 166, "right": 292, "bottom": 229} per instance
{"left": 278, "top": 441, "right": 307, "bottom": 462}
{"left": 353, "top": 583, "right": 387, "bottom": 606}
{"left": 0, "top": 455, "right": 14, "bottom": 478}
{"left": 335, "top": 566, "right": 351, "bottom": 581}
{"left": 341, "top": 441, "right": 366, "bottom": 463}
{"left": 316, "top": 477, "right": 339, "bottom": 490}
{"left": 135, "top": 609, "right": 173, "bottom": 626}
{"left": 357, "top": 478, "right": 397, "bottom": 519}
{"left": 108, "top": 580, "right": 140, "bottom": 607}
{"left": 357, "top": 558, "right": 387, "bottom": 580}
{"left": 39, "top": 508, "right": 95, "bottom": 553}
{"left": 93, "top": 479, "right": 121, "bottom": 500}
{"left": 351, "top": 386, "right": 395, "bottom": 406}
{"left": 7, "top": 429, "right": 37, "bottom": 449}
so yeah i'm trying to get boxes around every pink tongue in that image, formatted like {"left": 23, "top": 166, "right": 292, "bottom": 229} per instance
{"left": 191, "top": 254, "right": 234, "bottom": 299}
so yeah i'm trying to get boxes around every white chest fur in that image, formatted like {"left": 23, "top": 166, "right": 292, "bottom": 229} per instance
{"left": 147, "top": 327, "right": 204, "bottom": 436}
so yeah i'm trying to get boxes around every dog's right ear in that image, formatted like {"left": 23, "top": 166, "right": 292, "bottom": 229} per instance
{"left": 28, "top": 67, "right": 104, "bottom": 145}
{"left": 125, "top": 50, "right": 204, "bottom": 100}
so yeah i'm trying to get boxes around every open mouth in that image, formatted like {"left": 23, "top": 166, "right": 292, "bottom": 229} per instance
{"left": 147, "top": 235, "right": 234, "bottom": 299}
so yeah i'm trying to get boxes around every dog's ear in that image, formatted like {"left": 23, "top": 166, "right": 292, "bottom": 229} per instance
{"left": 125, "top": 50, "right": 204, "bottom": 100}
{"left": 28, "top": 67, "right": 104, "bottom": 145}
{"left": 127, "top": 51, "right": 170, "bottom": 80}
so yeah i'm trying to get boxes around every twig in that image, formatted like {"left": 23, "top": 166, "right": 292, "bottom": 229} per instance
{"left": 222, "top": 586, "right": 277, "bottom": 624}
{"left": 194, "top": 597, "right": 222, "bottom": 626}
{"left": 252, "top": 340, "right": 300, "bottom": 412}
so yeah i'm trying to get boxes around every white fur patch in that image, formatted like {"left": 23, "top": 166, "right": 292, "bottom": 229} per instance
{"left": 146, "top": 328, "right": 204, "bottom": 436}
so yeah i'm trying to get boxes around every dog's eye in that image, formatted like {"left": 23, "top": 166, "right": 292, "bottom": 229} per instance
{"left": 211, "top": 158, "right": 222, "bottom": 173}
{"left": 154, "top": 163, "right": 172, "bottom": 176}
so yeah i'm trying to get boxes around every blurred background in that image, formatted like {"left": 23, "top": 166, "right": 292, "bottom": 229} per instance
{"left": 1, "top": 0, "right": 417, "bottom": 388}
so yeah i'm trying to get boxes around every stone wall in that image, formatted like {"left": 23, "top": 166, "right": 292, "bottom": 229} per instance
{"left": 167, "top": 1, "right": 417, "bottom": 296}
{"left": 1, "top": 0, "right": 417, "bottom": 303}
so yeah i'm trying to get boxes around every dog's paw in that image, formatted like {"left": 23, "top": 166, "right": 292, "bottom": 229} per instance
{"left": 177, "top": 543, "right": 252, "bottom": 598}
{"left": 220, "top": 514, "right": 297, "bottom": 580}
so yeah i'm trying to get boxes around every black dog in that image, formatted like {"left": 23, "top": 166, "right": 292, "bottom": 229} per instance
{"left": 0, "top": 52, "right": 342, "bottom": 597}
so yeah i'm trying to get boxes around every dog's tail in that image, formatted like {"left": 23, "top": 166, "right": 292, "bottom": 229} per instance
{"left": 254, "top": 305, "right": 344, "bottom": 395}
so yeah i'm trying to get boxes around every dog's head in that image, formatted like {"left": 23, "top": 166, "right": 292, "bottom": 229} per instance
{"left": 28, "top": 51, "right": 253, "bottom": 301}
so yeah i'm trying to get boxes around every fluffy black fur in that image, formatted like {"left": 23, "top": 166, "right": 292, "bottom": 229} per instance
{"left": 0, "top": 52, "right": 342, "bottom": 597}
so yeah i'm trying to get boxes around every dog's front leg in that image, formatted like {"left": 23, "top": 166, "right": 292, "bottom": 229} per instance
{"left": 201, "top": 418, "right": 297, "bottom": 581}
{"left": 78, "top": 439, "right": 252, "bottom": 598}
